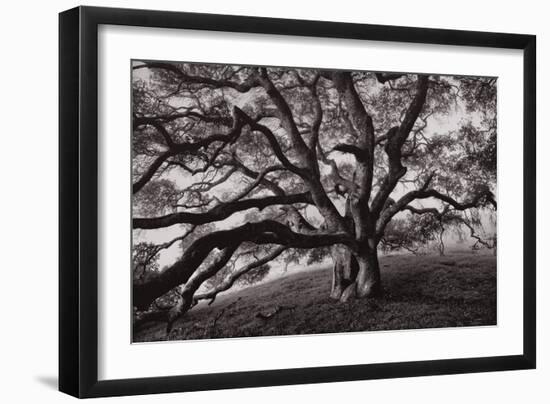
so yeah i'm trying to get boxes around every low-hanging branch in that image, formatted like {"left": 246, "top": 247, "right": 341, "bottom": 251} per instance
{"left": 457, "top": 215, "right": 496, "bottom": 250}
{"left": 376, "top": 186, "right": 496, "bottom": 237}
{"left": 133, "top": 192, "right": 314, "bottom": 229}
{"left": 133, "top": 220, "right": 352, "bottom": 310}
{"left": 193, "top": 245, "right": 288, "bottom": 305}
{"left": 135, "top": 245, "right": 238, "bottom": 335}
{"left": 135, "top": 246, "right": 287, "bottom": 333}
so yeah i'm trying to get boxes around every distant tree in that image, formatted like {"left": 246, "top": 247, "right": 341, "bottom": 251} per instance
{"left": 381, "top": 206, "right": 496, "bottom": 257}
{"left": 131, "top": 62, "right": 496, "bottom": 329}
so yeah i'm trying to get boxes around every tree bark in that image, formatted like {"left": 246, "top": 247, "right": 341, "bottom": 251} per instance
{"left": 329, "top": 245, "right": 358, "bottom": 300}
{"left": 330, "top": 242, "right": 381, "bottom": 302}
{"left": 133, "top": 220, "right": 352, "bottom": 310}
{"left": 353, "top": 248, "right": 381, "bottom": 299}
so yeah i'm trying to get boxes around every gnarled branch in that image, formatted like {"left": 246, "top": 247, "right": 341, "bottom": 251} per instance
{"left": 134, "top": 62, "right": 260, "bottom": 92}
{"left": 375, "top": 72, "right": 405, "bottom": 84}
{"left": 132, "top": 106, "right": 246, "bottom": 194}
{"left": 194, "top": 246, "right": 288, "bottom": 305}
{"left": 370, "top": 75, "right": 430, "bottom": 217}
{"left": 377, "top": 184, "right": 495, "bottom": 237}
{"left": 133, "top": 220, "right": 352, "bottom": 309}
{"left": 133, "top": 192, "right": 314, "bottom": 229}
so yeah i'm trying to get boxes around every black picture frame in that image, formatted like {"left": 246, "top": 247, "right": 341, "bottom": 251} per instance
{"left": 59, "top": 5, "right": 536, "bottom": 398}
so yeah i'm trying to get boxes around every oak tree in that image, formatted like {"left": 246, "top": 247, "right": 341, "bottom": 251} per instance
{"left": 131, "top": 62, "right": 496, "bottom": 330}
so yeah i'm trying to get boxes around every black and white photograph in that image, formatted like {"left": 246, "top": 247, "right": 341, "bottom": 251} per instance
{"left": 131, "top": 61, "right": 497, "bottom": 343}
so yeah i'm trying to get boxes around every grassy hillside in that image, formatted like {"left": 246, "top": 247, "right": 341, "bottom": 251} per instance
{"left": 133, "top": 252, "right": 496, "bottom": 342}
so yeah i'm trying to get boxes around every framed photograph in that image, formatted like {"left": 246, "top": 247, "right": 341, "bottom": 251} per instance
{"left": 59, "top": 6, "right": 536, "bottom": 398}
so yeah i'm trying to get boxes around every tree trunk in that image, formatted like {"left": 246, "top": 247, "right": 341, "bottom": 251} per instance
{"left": 329, "top": 245, "right": 358, "bottom": 300}
{"left": 330, "top": 244, "right": 380, "bottom": 302}
{"left": 353, "top": 249, "right": 381, "bottom": 299}
{"left": 438, "top": 227, "right": 445, "bottom": 256}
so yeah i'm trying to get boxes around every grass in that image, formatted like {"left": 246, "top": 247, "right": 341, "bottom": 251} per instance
{"left": 133, "top": 252, "right": 496, "bottom": 342}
